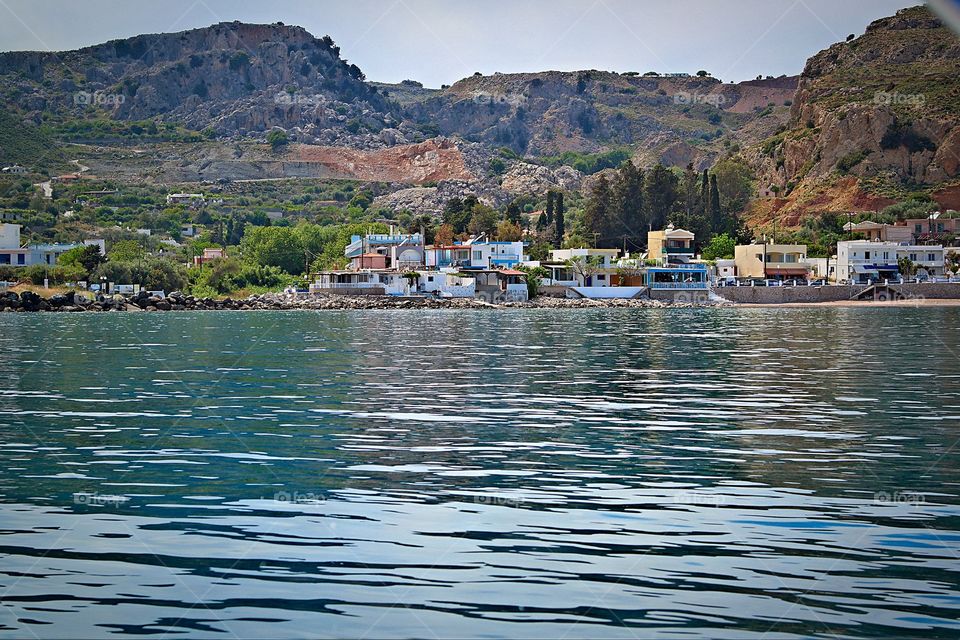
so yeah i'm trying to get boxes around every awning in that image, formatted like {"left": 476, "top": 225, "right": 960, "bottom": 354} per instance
{"left": 852, "top": 264, "right": 879, "bottom": 274}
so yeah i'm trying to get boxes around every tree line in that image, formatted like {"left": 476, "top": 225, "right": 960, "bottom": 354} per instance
{"left": 580, "top": 160, "right": 753, "bottom": 252}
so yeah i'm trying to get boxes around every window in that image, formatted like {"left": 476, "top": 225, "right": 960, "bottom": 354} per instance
{"left": 597, "top": 274, "right": 606, "bottom": 281}
{"left": 864, "top": 251, "right": 871, "bottom": 260}
{"left": 910, "top": 253, "right": 917, "bottom": 261}
{"left": 427, "top": 276, "right": 434, "bottom": 282}
{"left": 915, "top": 224, "right": 923, "bottom": 233}
{"left": 928, "top": 253, "right": 936, "bottom": 262}
{"left": 0, "top": 255, "right": 9, "bottom": 265}
{"left": 883, "top": 252, "right": 889, "bottom": 260}
{"left": 17, "top": 254, "right": 24, "bottom": 265}
{"left": 472, "top": 251, "right": 482, "bottom": 261}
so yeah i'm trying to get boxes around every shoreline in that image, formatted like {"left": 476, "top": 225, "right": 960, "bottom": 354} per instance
{"left": 3, "top": 290, "right": 960, "bottom": 312}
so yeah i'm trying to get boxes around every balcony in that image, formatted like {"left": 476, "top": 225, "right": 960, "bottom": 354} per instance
{"left": 664, "top": 246, "right": 694, "bottom": 254}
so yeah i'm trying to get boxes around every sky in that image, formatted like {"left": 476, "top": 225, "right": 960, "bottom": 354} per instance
{"left": 0, "top": 0, "right": 921, "bottom": 87}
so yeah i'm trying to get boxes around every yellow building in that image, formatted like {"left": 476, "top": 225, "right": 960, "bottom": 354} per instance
{"left": 734, "top": 243, "right": 810, "bottom": 280}
{"left": 647, "top": 224, "right": 695, "bottom": 264}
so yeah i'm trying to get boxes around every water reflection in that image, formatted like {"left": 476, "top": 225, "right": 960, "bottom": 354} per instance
{"left": 0, "top": 308, "right": 958, "bottom": 638}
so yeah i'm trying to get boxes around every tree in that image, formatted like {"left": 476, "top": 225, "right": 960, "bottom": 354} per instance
{"left": 108, "top": 239, "right": 146, "bottom": 262}
{"left": 435, "top": 223, "right": 455, "bottom": 246}
{"left": 468, "top": 203, "right": 499, "bottom": 238}
{"left": 545, "top": 191, "right": 554, "bottom": 226}
{"left": 709, "top": 174, "right": 722, "bottom": 233}
{"left": 496, "top": 219, "right": 523, "bottom": 241}
{"left": 672, "top": 163, "right": 710, "bottom": 247}
{"left": 267, "top": 129, "right": 288, "bottom": 150}
{"left": 583, "top": 174, "right": 613, "bottom": 246}
{"left": 443, "top": 197, "right": 475, "bottom": 234}
{"left": 240, "top": 226, "right": 305, "bottom": 274}
{"left": 554, "top": 192, "right": 565, "bottom": 246}
{"left": 58, "top": 244, "right": 104, "bottom": 275}
{"left": 701, "top": 232, "right": 736, "bottom": 260}
{"left": 517, "top": 265, "right": 549, "bottom": 298}
{"left": 696, "top": 70, "right": 709, "bottom": 77}
{"left": 644, "top": 163, "right": 679, "bottom": 231}
{"left": 712, "top": 157, "right": 754, "bottom": 216}
{"left": 612, "top": 160, "right": 645, "bottom": 247}
{"left": 898, "top": 256, "right": 916, "bottom": 278}
{"left": 565, "top": 255, "right": 604, "bottom": 285}
{"left": 505, "top": 200, "right": 522, "bottom": 226}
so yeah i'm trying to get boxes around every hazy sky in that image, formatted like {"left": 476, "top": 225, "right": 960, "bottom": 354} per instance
{"left": 0, "top": 0, "right": 919, "bottom": 87}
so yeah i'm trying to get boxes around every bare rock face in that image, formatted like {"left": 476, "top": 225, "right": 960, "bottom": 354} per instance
{"left": 372, "top": 180, "right": 499, "bottom": 217}
{"left": 288, "top": 138, "right": 475, "bottom": 183}
{"left": 499, "top": 162, "right": 582, "bottom": 194}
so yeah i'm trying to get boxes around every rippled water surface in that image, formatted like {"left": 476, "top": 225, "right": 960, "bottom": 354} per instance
{"left": 1, "top": 308, "right": 959, "bottom": 638}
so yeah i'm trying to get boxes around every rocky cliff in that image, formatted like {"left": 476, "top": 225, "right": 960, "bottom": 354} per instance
{"left": 745, "top": 6, "right": 960, "bottom": 224}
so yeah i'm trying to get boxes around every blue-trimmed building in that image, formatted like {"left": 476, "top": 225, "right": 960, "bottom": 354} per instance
{"left": 426, "top": 236, "right": 527, "bottom": 270}
{"left": 646, "top": 263, "right": 709, "bottom": 289}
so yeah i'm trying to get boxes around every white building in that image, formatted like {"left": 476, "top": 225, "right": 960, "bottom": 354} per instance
{"left": 425, "top": 236, "right": 527, "bottom": 270}
{"left": 836, "top": 240, "right": 945, "bottom": 283}
{"left": 0, "top": 223, "right": 103, "bottom": 267}
{"left": 1, "top": 165, "right": 28, "bottom": 175}
{"left": 715, "top": 258, "right": 737, "bottom": 281}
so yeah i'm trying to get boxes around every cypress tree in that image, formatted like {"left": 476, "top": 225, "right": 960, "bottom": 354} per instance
{"left": 554, "top": 192, "right": 565, "bottom": 247}
{"left": 545, "top": 190, "right": 555, "bottom": 226}
{"left": 709, "top": 174, "right": 722, "bottom": 232}
{"left": 700, "top": 169, "right": 710, "bottom": 217}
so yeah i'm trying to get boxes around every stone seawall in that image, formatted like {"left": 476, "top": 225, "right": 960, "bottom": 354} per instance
{"left": 717, "top": 283, "right": 960, "bottom": 304}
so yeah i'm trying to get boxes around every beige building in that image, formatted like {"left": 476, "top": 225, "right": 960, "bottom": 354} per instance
{"left": 734, "top": 243, "right": 810, "bottom": 279}
{"left": 843, "top": 221, "right": 913, "bottom": 243}
{"left": 647, "top": 224, "right": 695, "bottom": 265}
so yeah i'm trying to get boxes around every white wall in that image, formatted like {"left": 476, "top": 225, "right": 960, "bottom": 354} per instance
{"left": 0, "top": 224, "right": 21, "bottom": 250}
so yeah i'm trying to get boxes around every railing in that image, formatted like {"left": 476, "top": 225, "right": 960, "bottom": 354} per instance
{"left": 318, "top": 282, "right": 382, "bottom": 289}
{"left": 650, "top": 282, "right": 708, "bottom": 289}
{"left": 664, "top": 247, "right": 694, "bottom": 254}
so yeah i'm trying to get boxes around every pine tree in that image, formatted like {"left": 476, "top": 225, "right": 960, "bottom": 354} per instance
{"left": 554, "top": 192, "right": 565, "bottom": 247}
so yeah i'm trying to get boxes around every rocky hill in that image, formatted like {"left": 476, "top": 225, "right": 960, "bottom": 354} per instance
{"left": 0, "top": 21, "right": 415, "bottom": 144}
{"left": 745, "top": 5, "right": 960, "bottom": 225}
{"left": 406, "top": 70, "right": 797, "bottom": 164}
{"left": 1, "top": 9, "right": 958, "bottom": 226}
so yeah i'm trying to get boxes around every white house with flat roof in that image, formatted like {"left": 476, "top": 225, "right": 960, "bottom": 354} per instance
{"left": 836, "top": 240, "right": 946, "bottom": 283}
{"left": 425, "top": 235, "right": 526, "bottom": 270}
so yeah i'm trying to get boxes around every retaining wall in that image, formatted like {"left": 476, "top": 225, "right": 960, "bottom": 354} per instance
{"left": 717, "top": 282, "right": 960, "bottom": 304}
